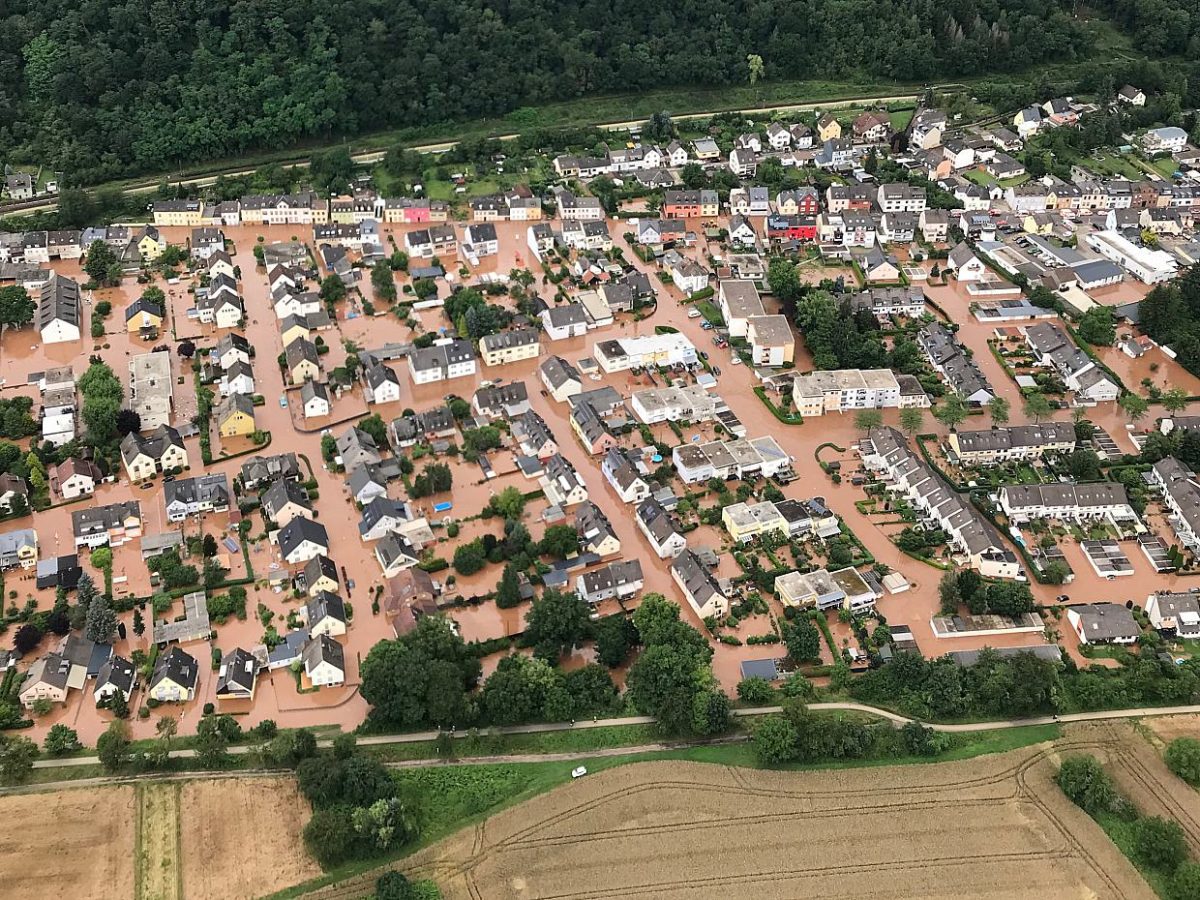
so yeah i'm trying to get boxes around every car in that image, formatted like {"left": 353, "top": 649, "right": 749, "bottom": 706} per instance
{"left": 279, "top": 396, "right": 288, "bottom": 408}
{"left": 730, "top": 356, "right": 743, "bottom": 366}
{"left": 163, "top": 475, "right": 175, "bottom": 483}
{"left": 698, "top": 351, "right": 709, "bottom": 360}
{"left": 701, "top": 322, "right": 714, "bottom": 330}
{"left": 712, "top": 366, "right": 721, "bottom": 376}
{"left": 687, "top": 308, "right": 703, "bottom": 318}
{"left": 571, "top": 766, "right": 588, "bottom": 779}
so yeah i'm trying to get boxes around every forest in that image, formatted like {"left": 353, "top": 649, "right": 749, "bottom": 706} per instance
{"left": 0, "top": 0, "right": 1093, "bottom": 184}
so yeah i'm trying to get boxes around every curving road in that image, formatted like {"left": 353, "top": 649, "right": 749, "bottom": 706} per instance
{"left": 24, "top": 701, "right": 1200, "bottom": 777}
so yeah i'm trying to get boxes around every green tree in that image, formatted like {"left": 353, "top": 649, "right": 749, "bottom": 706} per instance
{"left": 84, "top": 592, "right": 118, "bottom": 644}
{"left": 1077, "top": 307, "right": 1116, "bottom": 346}
{"left": 1170, "top": 862, "right": 1200, "bottom": 900}
{"left": 1165, "top": 737, "right": 1200, "bottom": 785}
{"left": 932, "top": 395, "right": 968, "bottom": 429}
{"left": 988, "top": 395, "right": 1010, "bottom": 426}
{"left": 1055, "top": 755, "right": 1117, "bottom": 815}
{"left": 1133, "top": 816, "right": 1188, "bottom": 873}
{"left": 451, "top": 541, "right": 486, "bottom": 575}
{"left": 1120, "top": 393, "right": 1150, "bottom": 423}
{"left": 783, "top": 618, "right": 821, "bottom": 662}
{"left": 1023, "top": 392, "right": 1054, "bottom": 423}
{"left": 84, "top": 241, "right": 120, "bottom": 286}
{"left": 319, "top": 274, "right": 347, "bottom": 305}
{"left": 594, "top": 615, "right": 638, "bottom": 668}
{"left": 495, "top": 563, "right": 523, "bottom": 609}
{"left": 751, "top": 715, "right": 798, "bottom": 764}
{"left": 854, "top": 409, "right": 883, "bottom": 432}
{"left": 0, "top": 286, "right": 35, "bottom": 328}
{"left": 737, "top": 677, "right": 775, "bottom": 704}
{"left": 899, "top": 406, "right": 924, "bottom": 436}
{"left": 0, "top": 735, "right": 39, "bottom": 785}
{"left": 524, "top": 588, "right": 591, "bottom": 660}
{"left": 1162, "top": 387, "right": 1191, "bottom": 416}
{"left": 539, "top": 525, "right": 579, "bottom": 558}
{"left": 195, "top": 715, "right": 230, "bottom": 768}
{"left": 43, "top": 724, "right": 81, "bottom": 756}
{"left": 375, "top": 871, "right": 416, "bottom": 900}
{"left": 302, "top": 808, "right": 357, "bottom": 869}
{"left": 490, "top": 486, "right": 526, "bottom": 519}
{"left": 97, "top": 719, "right": 131, "bottom": 772}
{"left": 371, "top": 260, "right": 397, "bottom": 302}
{"left": 746, "top": 53, "right": 764, "bottom": 86}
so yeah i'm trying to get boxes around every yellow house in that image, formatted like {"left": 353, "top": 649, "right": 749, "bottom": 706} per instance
{"left": 1022, "top": 214, "right": 1055, "bottom": 236}
{"left": 279, "top": 316, "right": 311, "bottom": 349}
{"left": 721, "top": 500, "right": 788, "bottom": 544}
{"left": 216, "top": 393, "right": 256, "bottom": 437}
{"left": 137, "top": 226, "right": 167, "bottom": 260}
{"left": 125, "top": 298, "right": 163, "bottom": 334}
{"left": 152, "top": 199, "right": 205, "bottom": 227}
{"left": 817, "top": 114, "right": 842, "bottom": 142}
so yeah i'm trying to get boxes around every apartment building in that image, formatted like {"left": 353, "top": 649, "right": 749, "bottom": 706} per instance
{"left": 947, "top": 422, "right": 1076, "bottom": 465}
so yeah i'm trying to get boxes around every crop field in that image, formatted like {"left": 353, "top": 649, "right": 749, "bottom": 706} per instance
{"left": 179, "top": 776, "right": 319, "bottom": 900}
{"left": 0, "top": 785, "right": 136, "bottom": 900}
{"left": 397, "top": 729, "right": 1163, "bottom": 900}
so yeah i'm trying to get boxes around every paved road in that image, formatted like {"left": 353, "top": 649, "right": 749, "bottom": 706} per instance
{"left": 30, "top": 701, "right": 1200, "bottom": 771}
{"left": 1, "top": 87, "right": 951, "bottom": 218}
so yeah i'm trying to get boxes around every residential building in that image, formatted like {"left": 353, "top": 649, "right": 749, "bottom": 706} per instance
{"left": 1067, "top": 603, "right": 1140, "bottom": 645}
{"left": 1150, "top": 457, "right": 1200, "bottom": 550}
{"left": 94, "top": 655, "right": 136, "bottom": 705}
{"left": 303, "top": 555, "right": 340, "bottom": 597}
{"left": 120, "top": 425, "right": 188, "bottom": 481}
{"left": 947, "top": 422, "right": 1076, "bottom": 465}
{"left": 1084, "top": 230, "right": 1178, "bottom": 283}
{"left": 303, "top": 634, "right": 346, "bottom": 687}
{"left": 636, "top": 497, "right": 688, "bottom": 558}
{"left": 998, "top": 483, "right": 1137, "bottom": 525}
{"left": 363, "top": 363, "right": 401, "bottom": 405}
{"left": 215, "top": 393, "right": 256, "bottom": 437}
{"left": 577, "top": 559, "right": 644, "bottom": 604}
{"left": 0, "top": 528, "right": 38, "bottom": 569}
{"left": 375, "top": 533, "right": 420, "bottom": 577}
{"left": 240, "top": 453, "right": 301, "bottom": 489}
{"left": 128, "top": 351, "right": 173, "bottom": 430}
{"left": 479, "top": 328, "right": 540, "bottom": 366}
{"left": 473, "top": 382, "right": 531, "bottom": 419}
{"left": 279, "top": 518, "right": 330, "bottom": 564}
{"left": 407, "top": 339, "right": 477, "bottom": 384}
{"left": 72, "top": 502, "right": 141, "bottom": 549}
{"left": 1147, "top": 592, "right": 1200, "bottom": 638}
{"left": 540, "top": 356, "right": 583, "bottom": 402}
{"left": 722, "top": 500, "right": 789, "bottom": 544}
{"left": 50, "top": 457, "right": 101, "bottom": 499}
{"left": 717, "top": 281, "right": 765, "bottom": 338}
{"left": 602, "top": 447, "right": 651, "bottom": 504}
{"left": 791, "top": 368, "right": 910, "bottom": 417}
{"left": 918, "top": 322, "right": 994, "bottom": 404}
{"left": 594, "top": 333, "right": 697, "bottom": 373}
{"left": 745, "top": 315, "right": 794, "bottom": 367}
{"left": 541, "top": 454, "right": 589, "bottom": 507}
{"left": 671, "top": 435, "right": 790, "bottom": 483}
{"left": 149, "top": 647, "right": 199, "bottom": 702}
{"left": 671, "top": 549, "right": 729, "bottom": 618}
{"left": 306, "top": 591, "right": 348, "bottom": 638}
{"left": 37, "top": 274, "right": 81, "bottom": 344}
{"left": 164, "top": 473, "right": 231, "bottom": 522}
{"left": 262, "top": 479, "right": 313, "bottom": 528}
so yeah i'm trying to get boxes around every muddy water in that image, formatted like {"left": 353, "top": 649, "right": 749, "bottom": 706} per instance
{"left": 8, "top": 219, "right": 1193, "bottom": 742}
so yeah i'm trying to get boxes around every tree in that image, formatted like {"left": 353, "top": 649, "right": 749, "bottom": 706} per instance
{"left": 988, "top": 396, "right": 1010, "bottom": 426}
{"left": 0, "top": 735, "right": 38, "bottom": 785}
{"left": 539, "top": 525, "right": 579, "bottom": 559}
{"left": 1056, "top": 754, "right": 1117, "bottom": 815}
{"left": 375, "top": 872, "right": 417, "bottom": 900}
{"left": 85, "top": 593, "right": 118, "bottom": 644}
{"left": 1133, "top": 816, "right": 1187, "bottom": 873}
{"left": 451, "top": 541, "right": 486, "bottom": 575}
{"left": 932, "top": 395, "right": 968, "bottom": 429}
{"left": 1077, "top": 307, "right": 1116, "bottom": 346}
{"left": 496, "top": 563, "right": 523, "bottom": 609}
{"left": 783, "top": 619, "right": 821, "bottom": 662}
{"left": 195, "top": 715, "right": 230, "bottom": 768}
{"left": 691, "top": 689, "right": 732, "bottom": 736}
{"left": 0, "top": 286, "right": 35, "bottom": 328}
{"left": 1162, "top": 387, "right": 1191, "bottom": 416}
{"left": 12, "top": 622, "right": 43, "bottom": 654}
{"left": 524, "top": 588, "right": 591, "bottom": 660}
{"left": 1165, "top": 737, "right": 1200, "bottom": 785}
{"left": 1120, "top": 393, "right": 1150, "bottom": 423}
{"left": 752, "top": 715, "right": 798, "bottom": 764}
{"left": 899, "top": 407, "right": 924, "bottom": 436}
{"left": 97, "top": 719, "right": 131, "bottom": 772}
{"left": 854, "top": 409, "right": 883, "bottom": 432}
{"left": 269, "top": 728, "right": 319, "bottom": 768}
{"left": 303, "top": 808, "right": 358, "bottom": 869}
{"left": 43, "top": 724, "right": 80, "bottom": 756}
{"left": 1170, "top": 863, "right": 1200, "bottom": 900}
{"left": 737, "top": 677, "right": 775, "bottom": 704}
{"left": 746, "top": 53, "right": 764, "bottom": 86}
{"left": 84, "top": 241, "right": 120, "bottom": 286}
{"left": 1066, "top": 449, "right": 1102, "bottom": 481}
{"left": 594, "top": 615, "right": 638, "bottom": 668}
{"left": 319, "top": 274, "right": 347, "bottom": 305}
{"left": 1023, "top": 392, "right": 1054, "bottom": 423}
{"left": 202, "top": 534, "right": 218, "bottom": 557}
{"left": 371, "top": 260, "right": 397, "bottom": 302}
{"left": 115, "top": 409, "right": 142, "bottom": 437}
{"left": 490, "top": 486, "right": 526, "bottom": 520}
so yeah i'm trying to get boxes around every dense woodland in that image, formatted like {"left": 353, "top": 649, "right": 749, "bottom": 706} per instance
{"left": 0, "top": 0, "right": 1092, "bottom": 183}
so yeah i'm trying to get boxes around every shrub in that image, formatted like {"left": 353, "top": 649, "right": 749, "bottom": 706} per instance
{"left": 736, "top": 677, "right": 775, "bottom": 705}
{"left": 1165, "top": 737, "right": 1200, "bottom": 786}
{"left": 1133, "top": 816, "right": 1188, "bottom": 873}
{"left": 1055, "top": 755, "right": 1117, "bottom": 815}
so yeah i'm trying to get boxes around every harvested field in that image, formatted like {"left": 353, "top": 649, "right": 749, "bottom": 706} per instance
{"left": 394, "top": 733, "right": 1161, "bottom": 900}
{"left": 137, "top": 783, "right": 182, "bottom": 900}
{"left": 0, "top": 785, "right": 136, "bottom": 900}
{"left": 180, "top": 776, "right": 320, "bottom": 900}
{"left": 1143, "top": 713, "right": 1200, "bottom": 745}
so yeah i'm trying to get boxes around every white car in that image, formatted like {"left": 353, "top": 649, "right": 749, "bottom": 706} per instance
{"left": 571, "top": 766, "right": 588, "bottom": 779}
{"left": 730, "top": 356, "right": 743, "bottom": 366}
{"left": 687, "top": 308, "right": 703, "bottom": 318}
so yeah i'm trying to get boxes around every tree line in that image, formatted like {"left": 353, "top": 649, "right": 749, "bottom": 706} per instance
{"left": 1, "top": 0, "right": 1090, "bottom": 184}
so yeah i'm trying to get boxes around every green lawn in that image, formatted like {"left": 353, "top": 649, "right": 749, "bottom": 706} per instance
{"left": 962, "top": 168, "right": 997, "bottom": 187}
{"left": 1090, "top": 153, "right": 1144, "bottom": 180}
{"left": 1147, "top": 156, "right": 1180, "bottom": 179}
{"left": 363, "top": 723, "right": 665, "bottom": 763}
{"left": 889, "top": 108, "right": 916, "bottom": 131}
{"left": 695, "top": 299, "right": 724, "bottom": 325}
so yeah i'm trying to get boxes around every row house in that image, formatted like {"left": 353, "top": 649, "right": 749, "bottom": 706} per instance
{"left": 848, "top": 287, "right": 926, "bottom": 322}
{"left": 766, "top": 214, "right": 818, "bottom": 243}
{"left": 383, "top": 198, "right": 449, "bottom": 224}
{"left": 661, "top": 190, "right": 720, "bottom": 220}
{"left": 240, "top": 193, "right": 329, "bottom": 226}
{"left": 671, "top": 435, "right": 789, "bottom": 484}
{"left": 1150, "top": 457, "right": 1200, "bottom": 551}
{"left": 556, "top": 191, "right": 605, "bottom": 221}
{"left": 775, "top": 187, "right": 820, "bottom": 216}
{"left": 577, "top": 559, "right": 644, "bottom": 605}
{"left": 404, "top": 224, "right": 457, "bottom": 259}
{"left": 999, "top": 482, "right": 1137, "bottom": 525}
{"left": 1024, "top": 322, "right": 1120, "bottom": 402}
{"left": 947, "top": 421, "right": 1076, "bottom": 466}
{"left": 917, "top": 322, "right": 995, "bottom": 405}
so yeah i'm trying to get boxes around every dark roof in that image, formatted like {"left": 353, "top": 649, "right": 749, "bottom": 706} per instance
{"left": 96, "top": 655, "right": 136, "bottom": 694}
{"left": 306, "top": 591, "right": 347, "bottom": 626}
{"left": 303, "top": 554, "right": 339, "bottom": 588}
{"left": 303, "top": 633, "right": 345, "bottom": 673}
{"left": 151, "top": 646, "right": 198, "bottom": 691}
{"left": 215, "top": 647, "right": 258, "bottom": 695}
{"left": 278, "top": 518, "right": 329, "bottom": 557}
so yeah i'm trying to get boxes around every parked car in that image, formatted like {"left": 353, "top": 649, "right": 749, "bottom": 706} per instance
{"left": 687, "top": 308, "right": 703, "bottom": 319}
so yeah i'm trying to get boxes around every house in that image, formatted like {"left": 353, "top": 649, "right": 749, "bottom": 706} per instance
{"left": 363, "top": 363, "right": 401, "bottom": 405}
{"left": 37, "top": 274, "right": 81, "bottom": 343}
{"left": 164, "top": 473, "right": 231, "bottom": 522}
{"left": 303, "top": 634, "right": 346, "bottom": 687}
{"left": 152, "top": 198, "right": 205, "bottom": 226}
{"left": 728, "top": 215, "right": 757, "bottom": 246}
{"left": 541, "top": 304, "right": 590, "bottom": 341}
{"left": 375, "top": 533, "right": 420, "bottom": 577}
{"left": 124, "top": 297, "right": 163, "bottom": 336}
{"left": 479, "top": 328, "right": 540, "bottom": 367}
{"left": 1014, "top": 105, "right": 1043, "bottom": 138}
{"left": 816, "top": 113, "right": 842, "bottom": 142}
{"left": 262, "top": 478, "right": 313, "bottom": 528}
{"left": 0, "top": 474, "right": 28, "bottom": 516}
{"left": 722, "top": 500, "right": 789, "bottom": 544}
{"left": 577, "top": 559, "right": 644, "bottom": 604}
{"left": 189, "top": 227, "right": 225, "bottom": 260}
{"left": 575, "top": 501, "right": 620, "bottom": 556}
{"left": 853, "top": 110, "right": 891, "bottom": 144}
{"left": 661, "top": 190, "right": 720, "bottom": 220}
{"left": 219, "top": 360, "right": 255, "bottom": 397}
{"left": 19, "top": 654, "right": 72, "bottom": 708}
{"left": 1067, "top": 603, "right": 1140, "bottom": 645}
{"left": 919, "top": 209, "right": 950, "bottom": 243}
{"left": 602, "top": 447, "right": 651, "bottom": 503}
{"left": 197, "top": 291, "right": 244, "bottom": 329}
{"left": 1142, "top": 127, "right": 1188, "bottom": 155}
{"left": 50, "top": 457, "right": 101, "bottom": 500}
{"left": 909, "top": 109, "right": 947, "bottom": 149}
{"left": 213, "top": 333, "right": 251, "bottom": 370}
{"left": 128, "top": 351, "right": 174, "bottom": 430}
{"left": 149, "top": 647, "right": 199, "bottom": 702}
{"left": 279, "top": 518, "right": 330, "bottom": 564}
{"left": 285, "top": 338, "right": 322, "bottom": 383}
{"left": 746, "top": 315, "right": 794, "bottom": 367}
{"left": 570, "top": 400, "right": 618, "bottom": 455}
{"left": 1118, "top": 85, "right": 1146, "bottom": 107}
{"left": 513, "top": 409, "right": 559, "bottom": 460}
{"left": 335, "top": 427, "right": 382, "bottom": 472}
{"left": 671, "top": 549, "right": 729, "bottom": 618}
{"left": 407, "top": 339, "right": 477, "bottom": 384}
{"left": 636, "top": 498, "right": 687, "bottom": 558}
{"left": 541, "top": 454, "right": 589, "bottom": 507}
{"left": 206, "top": 250, "right": 236, "bottom": 280}
{"left": 474, "top": 382, "right": 531, "bottom": 419}
{"left": 72, "top": 502, "right": 141, "bottom": 549}
{"left": 540, "top": 356, "right": 583, "bottom": 402}
{"left": 241, "top": 453, "right": 301, "bottom": 490}
{"left": 215, "top": 393, "right": 256, "bottom": 437}
{"left": 347, "top": 464, "right": 388, "bottom": 506}
{"left": 94, "top": 655, "right": 136, "bottom": 705}
{"left": 4, "top": 173, "right": 34, "bottom": 200}
{"left": 120, "top": 425, "right": 188, "bottom": 481}
{"left": 1147, "top": 592, "right": 1200, "bottom": 638}
{"left": 301, "top": 380, "right": 331, "bottom": 418}
{"left": 946, "top": 242, "right": 989, "bottom": 282}
{"left": 556, "top": 191, "right": 605, "bottom": 222}
{"left": 306, "top": 591, "right": 348, "bottom": 637}
{"left": 214, "top": 647, "right": 258, "bottom": 701}
{"left": 918, "top": 322, "right": 994, "bottom": 404}
{"left": 301, "top": 555, "right": 340, "bottom": 597}
{"left": 358, "top": 496, "right": 410, "bottom": 542}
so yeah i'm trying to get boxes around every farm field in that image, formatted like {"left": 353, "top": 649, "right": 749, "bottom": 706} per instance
{"left": 398, "top": 728, "right": 1162, "bottom": 900}
{"left": 0, "top": 785, "right": 136, "bottom": 900}
{"left": 180, "top": 776, "right": 320, "bottom": 900}
{"left": 137, "top": 783, "right": 182, "bottom": 900}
